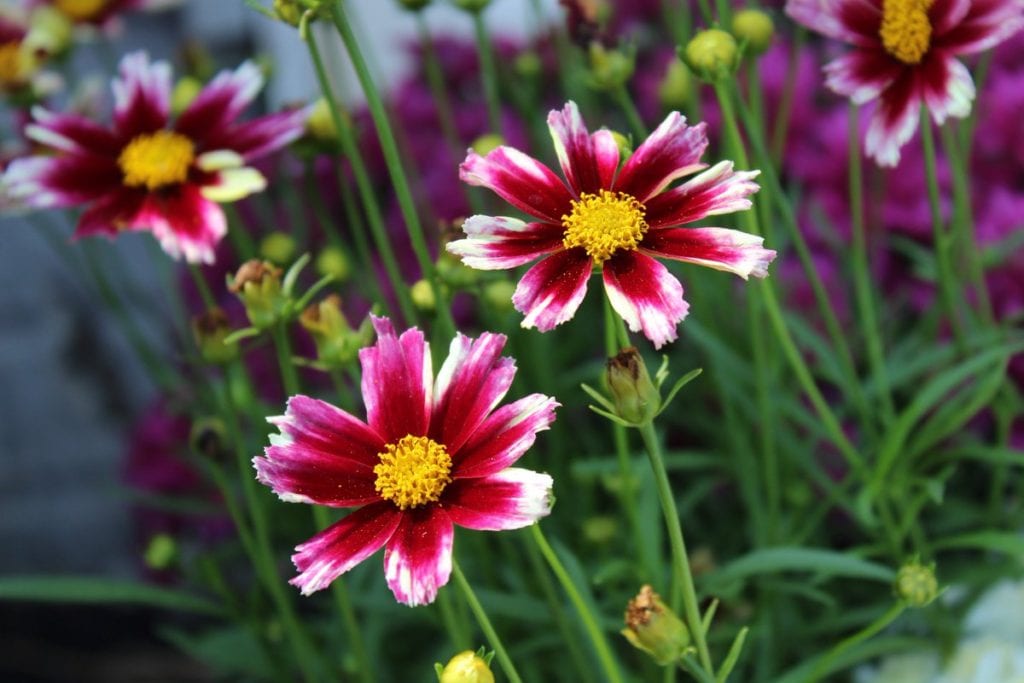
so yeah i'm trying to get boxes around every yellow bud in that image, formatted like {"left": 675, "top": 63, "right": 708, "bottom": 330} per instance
{"left": 273, "top": 0, "right": 302, "bottom": 26}
{"left": 731, "top": 9, "right": 775, "bottom": 55}
{"left": 438, "top": 650, "right": 495, "bottom": 683}
{"left": 315, "top": 245, "right": 351, "bottom": 282}
{"left": 411, "top": 279, "right": 436, "bottom": 312}
{"left": 471, "top": 133, "right": 505, "bottom": 157}
{"left": 658, "top": 60, "right": 692, "bottom": 110}
{"left": 144, "top": 534, "right": 177, "bottom": 570}
{"left": 260, "top": 231, "right": 297, "bottom": 265}
{"left": 299, "top": 294, "right": 368, "bottom": 369}
{"left": 171, "top": 77, "right": 202, "bottom": 116}
{"left": 587, "top": 41, "right": 635, "bottom": 92}
{"left": 306, "top": 98, "right": 338, "bottom": 141}
{"left": 895, "top": 560, "right": 938, "bottom": 607}
{"left": 682, "top": 28, "right": 738, "bottom": 81}
{"left": 482, "top": 279, "right": 516, "bottom": 313}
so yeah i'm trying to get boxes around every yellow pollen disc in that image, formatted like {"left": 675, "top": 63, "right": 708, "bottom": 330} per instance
{"left": 0, "top": 42, "right": 27, "bottom": 87}
{"left": 118, "top": 131, "right": 195, "bottom": 191}
{"left": 880, "top": 0, "right": 934, "bottom": 64}
{"left": 374, "top": 435, "right": 453, "bottom": 510}
{"left": 54, "top": 0, "right": 108, "bottom": 21}
{"left": 561, "top": 190, "right": 649, "bottom": 264}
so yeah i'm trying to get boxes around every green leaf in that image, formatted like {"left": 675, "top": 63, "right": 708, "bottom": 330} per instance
{"left": 716, "top": 626, "right": 749, "bottom": 683}
{"left": 0, "top": 576, "right": 223, "bottom": 616}
{"left": 932, "top": 531, "right": 1024, "bottom": 557}
{"left": 656, "top": 367, "right": 703, "bottom": 417}
{"left": 703, "top": 547, "right": 895, "bottom": 593}
{"left": 773, "top": 636, "right": 932, "bottom": 683}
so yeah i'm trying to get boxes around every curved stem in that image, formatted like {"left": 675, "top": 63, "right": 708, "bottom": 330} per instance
{"left": 529, "top": 525, "right": 626, "bottom": 683}
{"left": 452, "top": 561, "right": 524, "bottom": 683}
{"left": 470, "top": 9, "right": 503, "bottom": 134}
{"left": 810, "top": 602, "right": 905, "bottom": 681}
{"left": 614, "top": 85, "right": 648, "bottom": 140}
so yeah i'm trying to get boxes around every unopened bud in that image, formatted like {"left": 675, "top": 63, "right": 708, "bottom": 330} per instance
{"left": 471, "top": 133, "right": 505, "bottom": 157}
{"left": 682, "top": 28, "right": 738, "bottom": 81}
{"left": 514, "top": 52, "right": 542, "bottom": 78}
{"left": 731, "top": 9, "right": 774, "bottom": 56}
{"left": 587, "top": 41, "right": 635, "bottom": 92}
{"left": 191, "top": 307, "right": 237, "bottom": 364}
{"left": 315, "top": 245, "right": 351, "bottom": 282}
{"left": 411, "top": 279, "right": 437, "bottom": 312}
{"left": 190, "top": 416, "right": 229, "bottom": 461}
{"left": 895, "top": 559, "right": 938, "bottom": 607}
{"left": 609, "top": 130, "right": 632, "bottom": 161}
{"left": 396, "top": 0, "right": 433, "bottom": 10}
{"left": 273, "top": 0, "right": 302, "bottom": 26}
{"left": 482, "top": 280, "right": 516, "bottom": 313}
{"left": 606, "top": 347, "right": 660, "bottom": 425}
{"left": 228, "top": 260, "right": 285, "bottom": 329}
{"left": 306, "top": 98, "right": 338, "bottom": 142}
{"left": 144, "top": 534, "right": 177, "bottom": 570}
{"left": 260, "top": 231, "right": 297, "bottom": 265}
{"left": 25, "top": 6, "right": 72, "bottom": 57}
{"left": 622, "top": 585, "right": 691, "bottom": 666}
{"left": 437, "top": 649, "right": 495, "bottom": 683}
{"left": 453, "top": 0, "right": 491, "bottom": 13}
{"left": 299, "top": 294, "right": 370, "bottom": 369}
{"left": 171, "top": 76, "right": 202, "bottom": 116}
{"left": 659, "top": 60, "right": 692, "bottom": 110}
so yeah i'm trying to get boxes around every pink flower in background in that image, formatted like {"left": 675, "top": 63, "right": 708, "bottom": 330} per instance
{"left": 787, "top": 0, "right": 1024, "bottom": 166}
{"left": 255, "top": 316, "right": 557, "bottom": 606}
{"left": 4, "top": 51, "right": 307, "bottom": 263}
{"left": 448, "top": 101, "right": 775, "bottom": 349}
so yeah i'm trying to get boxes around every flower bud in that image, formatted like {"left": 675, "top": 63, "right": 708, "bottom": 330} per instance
{"left": 471, "top": 133, "right": 505, "bottom": 157}
{"left": 191, "top": 307, "right": 237, "bottom": 365}
{"left": 605, "top": 347, "right": 660, "bottom": 425}
{"left": 437, "top": 242, "right": 481, "bottom": 289}
{"left": 682, "top": 28, "right": 738, "bottom": 81}
{"left": 609, "top": 130, "right": 632, "bottom": 161}
{"left": 260, "top": 231, "right": 297, "bottom": 265}
{"left": 895, "top": 559, "right": 938, "bottom": 607}
{"left": 273, "top": 0, "right": 303, "bottom": 26}
{"left": 437, "top": 650, "right": 495, "bottom": 683}
{"left": 144, "top": 534, "right": 177, "bottom": 571}
{"left": 586, "top": 41, "right": 635, "bottom": 92}
{"left": 453, "top": 0, "right": 491, "bottom": 13}
{"left": 731, "top": 9, "right": 774, "bottom": 56}
{"left": 306, "top": 98, "right": 338, "bottom": 142}
{"left": 228, "top": 260, "right": 285, "bottom": 329}
{"left": 190, "top": 416, "right": 229, "bottom": 462}
{"left": 298, "top": 294, "right": 371, "bottom": 369}
{"left": 622, "top": 585, "right": 691, "bottom": 666}
{"left": 24, "top": 6, "right": 72, "bottom": 57}
{"left": 482, "top": 280, "right": 516, "bottom": 313}
{"left": 658, "top": 60, "right": 692, "bottom": 110}
{"left": 315, "top": 245, "right": 352, "bottom": 282}
{"left": 514, "top": 52, "right": 542, "bottom": 79}
{"left": 411, "top": 279, "right": 437, "bottom": 313}
{"left": 171, "top": 76, "right": 203, "bottom": 116}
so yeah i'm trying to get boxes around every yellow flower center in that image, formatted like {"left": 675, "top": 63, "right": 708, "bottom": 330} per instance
{"left": 561, "top": 189, "right": 649, "bottom": 264}
{"left": 373, "top": 435, "right": 453, "bottom": 510}
{"left": 0, "top": 42, "right": 27, "bottom": 87}
{"left": 880, "top": 0, "right": 934, "bottom": 64}
{"left": 118, "top": 131, "right": 195, "bottom": 190}
{"left": 53, "top": 0, "right": 108, "bottom": 21}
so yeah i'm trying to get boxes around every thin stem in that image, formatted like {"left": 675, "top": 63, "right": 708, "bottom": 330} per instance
{"left": 848, "top": 105, "right": 894, "bottom": 424}
{"left": 638, "top": 422, "right": 716, "bottom": 677}
{"left": 529, "top": 525, "right": 626, "bottom": 683}
{"left": 452, "top": 561, "right": 525, "bottom": 683}
{"left": 329, "top": 2, "right": 456, "bottom": 337}
{"left": 614, "top": 85, "right": 648, "bottom": 140}
{"left": 810, "top": 602, "right": 905, "bottom": 681}
{"left": 770, "top": 28, "right": 804, "bottom": 163}
{"left": 224, "top": 204, "right": 258, "bottom": 260}
{"left": 304, "top": 26, "right": 417, "bottom": 325}
{"left": 470, "top": 9, "right": 503, "bottom": 134}
{"left": 188, "top": 264, "right": 217, "bottom": 310}
{"left": 272, "top": 324, "right": 301, "bottom": 397}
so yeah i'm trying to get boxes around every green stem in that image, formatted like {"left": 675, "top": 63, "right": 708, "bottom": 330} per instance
{"left": 637, "top": 422, "right": 716, "bottom": 677}
{"left": 329, "top": 2, "right": 456, "bottom": 338}
{"left": 452, "top": 561, "right": 525, "bottom": 683}
{"left": 770, "top": 28, "right": 804, "bottom": 164}
{"left": 848, "top": 105, "right": 894, "bottom": 424}
{"left": 304, "top": 26, "right": 417, "bottom": 326}
{"left": 614, "top": 85, "right": 648, "bottom": 140}
{"left": 437, "top": 587, "right": 472, "bottom": 651}
{"left": 810, "top": 602, "right": 905, "bottom": 681}
{"left": 188, "top": 264, "right": 218, "bottom": 310}
{"left": 470, "top": 9, "right": 503, "bottom": 134}
{"left": 272, "top": 324, "right": 301, "bottom": 396}
{"left": 224, "top": 204, "right": 258, "bottom": 260}
{"left": 529, "top": 525, "right": 626, "bottom": 683}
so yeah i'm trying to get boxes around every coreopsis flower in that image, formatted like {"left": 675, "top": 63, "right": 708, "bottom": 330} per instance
{"left": 254, "top": 316, "right": 557, "bottom": 606}
{"left": 447, "top": 101, "right": 775, "bottom": 348}
{"left": 3, "top": 51, "right": 307, "bottom": 263}
{"left": 786, "top": 0, "right": 1024, "bottom": 167}
{"left": 39, "top": 0, "right": 180, "bottom": 28}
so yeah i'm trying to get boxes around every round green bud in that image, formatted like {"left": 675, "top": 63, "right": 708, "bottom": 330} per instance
{"left": 144, "top": 534, "right": 177, "bottom": 570}
{"left": 482, "top": 280, "right": 516, "bottom": 313}
{"left": 658, "top": 60, "right": 692, "bottom": 110}
{"left": 260, "top": 232, "right": 298, "bottom": 265}
{"left": 514, "top": 52, "right": 542, "bottom": 78}
{"left": 731, "top": 9, "right": 775, "bottom": 55}
{"left": 273, "top": 0, "right": 302, "bottom": 26}
{"left": 315, "top": 246, "right": 351, "bottom": 282}
{"left": 306, "top": 98, "right": 338, "bottom": 141}
{"left": 682, "top": 28, "right": 738, "bottom": 80}
{"left": 587, "top": 41, "right": 635, "bottom": 92}
{"left": 582, "top": 515, "right": 619, "bottom": 544}
{"left": 411, "top": 279, "right": 436, "bottom": 312}
{"left": 471, "top": 133, "right": 505, "bottom": 157}
{"left": 609, "top": 130, "right": 632, "bottom": 161}
{"left": 171, "top": 77, "right": 203, "bottom": 116}
{"left": 438, "top": 650, "right": 495, "bottom": 683}
{"left": 895, "top": 560, "right": 938, "bottom": 607}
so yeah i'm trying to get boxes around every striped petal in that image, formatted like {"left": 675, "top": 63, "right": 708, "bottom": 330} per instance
{"left": 865, "top": 71, "right": 922, "bottom": 167}
{"left": 937, "top": 0, "right": 1024, "bottom": 55}
{"left": 824, "top": 50, "right": 903, "bottom": 104}
{"left": 290, "top": 502, "right": 402, "bottom": 596}
{"left": 25, "top": 106, "right": 121, "bottom": 156}
{"left": 446, "top": 216, "right": 565, "bottom": 270}
{"left": 132, "top": 183, "right": 227, "bottom": 264}
{"left": 175, "top": 61, "right": 264, "bottom": 144}
{"left": 75, "top": 188, "right": 146, "bottom": 237}
{"left": 642, "top": 227, "right": 776, "bottom": 279}
{"left": 645, "top": 161, "right": 760, "bottom": 230}
{"left": 3, "top": 153, "right": 121, "bottom": 209}
{"left": 460, "top": 146, "right": 573, "bottom": 224}
{"left": 359, "top": 316, "right": 433, "bottom": 443}
{"left": 202, "top": 107, "right": 311, "bottom": 162}
{"left": 111, "top": 51, "right": 171, "bottom": 138}
{"left": 511, "top": 249, "right": 593, "bottom": 332}
{"left": 547, "top": 101, "right": 620, "bottom": 195}
{"left": 445, "top": 468, "right": 553, "bottom": 531}
{"left": 603, "top": 251, "right": 689, "bottom": 349}
{"left": 786, "top": 0, "right": 882, "bottom": 47}
{"left": 383, "top": 506, "right": 454, "bottom": 607}
{"left": 431, "top": 332, "right": 516, "bottom": 454}
{"left": 453, "top": 393, "right": 559, "bottom": 479}
{"left": 920, "top": 55, "right": 975, "bottom": 125}
{"left": 615, "top": 113, "right": 708, "bottom": 202}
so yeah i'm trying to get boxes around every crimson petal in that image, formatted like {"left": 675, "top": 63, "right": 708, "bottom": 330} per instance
{"left": 383, "top": 506, "right": 454, "bottom": 607}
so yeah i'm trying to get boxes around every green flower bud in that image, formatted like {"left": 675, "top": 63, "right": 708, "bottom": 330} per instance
{"left": 587, "top": 41, "right": 635, "bottom": 92}
{"left": 437, "top": 650, "right": 495, "bottom": 683}
{"left": 228, "top": 260, "right": 286, "bottom": 329}
{"left": 482, "top": 279, "right": 516, "bottom": 313}
{"left": 453, "top": 0, "right": 491, "bottom": 13}
{"left": 171, "top": 77, "right": 203, "bottom": 116}
{"left": 682, "top": 28, "right": 738, "bottom": 81}
{"left": 411, "top": 279, "right": 437, "bottom": 313}
{"left": 437, "top": 245, "right": 481, "bottom": 289}
{"left": 731, "top": 9, "right": 774, "bottom": 56}
{"left": 298, "top": 294, "right": 371, "bottom": 369}
{"left": 315, "top": 245, "right": 352, "bottom": 282}
{"left": 582, "top": 515, "right": 618, "bottom": 544}
{"left": 306, "top": 98, "right": 338, "bottom": 142}
{"left": 658, "top": 60, "right": 692, "bottom": 110}
{"left": 622, "top": 585, "right": 691, "bottom": 666}
{"left": 144, "top": 534, "right": 177, "bottom": 571}
{"left": 273, "top": 0, "right": 303, "bottom": 26}
{"left": 189, "top": 416, "right": 229, "bottom": 462}
{"left": 609, "top": 129, "right": 632, "bottom": 161}
{"left": 471, "top": 133, "right": 505, "bottom": 157}
{"left": 191, "top": 307, "right": 238, "bottom": 365}
{"left": 260, "top": 231, "right": 298, "bottom": 265}
{"left": 514, "top": 52, "right": 542, "bottom": 78}
{"left": 605, "top": 347, "right": 660, "bottom": 425}
{"left": 895, "top": 559, "right": 938, "bottom": 607}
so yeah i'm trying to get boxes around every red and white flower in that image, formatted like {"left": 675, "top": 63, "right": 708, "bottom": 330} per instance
{"left": 787, "top": 0, "right": 1024, "bottom": 166}
{"left": 254, "top": 316, "right": 557, "bottom": 606}
{"left": 447, "top": 101, "right": 776, "bottom": 349}
{"left": 3, "top": 51, "right": 307, "bottom": 263}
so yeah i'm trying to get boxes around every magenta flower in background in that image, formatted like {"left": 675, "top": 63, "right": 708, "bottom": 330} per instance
{"left": 448, "top": 101, "right": 775, "bottom": 349}
{"left": 4, "top": 51, "right": 307, "bottom": 263}
{"left": 254, "top": 316, "right": 557, "bottom": 606}
{"left": 787, "top": 0, "right": 1024, "bottom": 166}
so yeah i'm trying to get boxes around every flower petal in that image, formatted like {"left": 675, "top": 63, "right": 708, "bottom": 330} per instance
{"left": 786, "top": 0, "right": 881, "bottom": 47}
{"left": 290, "top": 502, "right": 402, "bottom": 596}
{"left": 824, "top": 50, "right": 902, "bottom": 104}
{"left": 431, "top": 332, "right": 516, "bottom": 454}
{"left": 460, "top": 146, "right": 573, "bottom": 223}
{"left": 453, "top": 393, "right": 559, "bottom": 479}
{"left": 175, "top": 61, "right": 263, "bottom": 144}
{"left": 937, "top": 0, "right": 1024, "bottom": 54}
{"left": 359, "top": 316, "right": 432, "bottom": 443}
{"left": 865, "top": 70, "right": 921, "bottom": 167}
{"left": 511, "top": 249, "right": 593, "bottom": 332}
{"left": 130, "top": 183, "right": 227, "bottom": 264}
{"left": 111, "top": 51, "right": 171, "bottom": 138}
{"left": 615, "top": 113, "right": 708, "bottom": 202}
{"left": 75, "top": 188, "right": 146, "bottom": 237}
{"left": 202, "top": 108, "right": 312, "bottom": 163}
{"left": 383, "top": 506, "right": 454, "bottom": 607}
{"left": 547, "top": 101, "right": 619, "bottom": 195}
{"left": 919, "top": 55, "right": 975, "bottom": 125}
{"left": 445, "top": 468, "right": 553, "bottom": 531}
{"left": 603, "top": 251, "right": 688, "bottom": 349}
{"left": 3, "top": 154, "right": 121, "bottom": 209}
{"left": 446, "top": 215, "right": 564, "bottom": 270}
{"left": 642, "top": 227, "right": 777, "bottom": 279}
{"left": 644, "top": 161, "right": 760, "bottom": 230}
{"left": 25, "top": 106, "right": 121, "bottom": 156}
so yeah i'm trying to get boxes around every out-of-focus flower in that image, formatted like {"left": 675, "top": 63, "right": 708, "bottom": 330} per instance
{"left": 786, "top": 0, "right": 1024, "bottom": 166}
{"left": 191, "top": 307, "right": 237, "bottom": 365}
{"left": 586, "top": 40, "right": 635, "bottom": 91}
{"left": 732, "top": 8, "right": 775, "bottom": 55}
{"left": 42, "top": 0, "right": 181, "bottom": 27}
{"left": 621, "top": 584, "right": 691, "bottom": 666}
{"left": 0, "top": 4, "right": 46, "bottom": 95}
{"left": 683, "top": 28, "right": 739, "bottom": 80}
{"left": 448, "top": 101, "right": 774, "bottom": 348}
{"left": 436, "top": 649, "right": 495, "bottom": 683}
{"left": 3, "top": 51, "right": 308, "bottom": 263}
{"left": 254, "top": 317, "right": 558, "bottom": 605}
